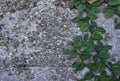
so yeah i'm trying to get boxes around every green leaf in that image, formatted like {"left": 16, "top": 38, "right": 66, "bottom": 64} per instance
{"left": 87, "top": 0, "right": 97, "bottom": 4}
{"left": 103, "top": 44, "right": 112, "bottom": 51}
{"left": 108, "top": 0, "right": 120, "bottom": 6}
{"left": 88, "top": 62, "right": 98, "bottom": 70}
{"left": 96, "top": 27, "right": 106, "bottom": 33}
{"left": 71, "top": 0, "right": 80, "bottom": 6}
{"left": 84, "top": 71, "right": 93, "bottom": 80}
{"left": 98, "top": 63, "right": 106, "bottom": 72}
{"left": 73, "top": 41, "right": 82, "bottom": 48}
{"left": 81, "top": 0, "right": 86, "bottom": 3}
{"left": 81, "top": 52, "right": 91, "bottom": 60}
{"left": 91, "top": 31, "right": 103, "bottom": 40}
{"left": 91, "top": 7, "right": 101, "bottom": 13}
{"left": 117, "top": 5, "right": 120, "bottom": 16}
{"left": 95, "top": 41, "right": 103, "bottom": 52}
{"left": 69, "top": 50, "right": 78, "bottom": 58}
{"left": 87, "top": 11, "right": 98, "bottom": 20}
{"left": 72, "top": 62, "right": 85, "bottom": 71}
{"left": 115, "top": 24, "right": 120, "bottom": 29}
{"left": 104, "top": 9, "right": 114, "bottom": 18}
{"left": 111, "top": 64, "right": 120, "bottom": 74}
{"left": 89, "top": 26, "right": 95, "bottom": 32}
{"left": 84, "top": 34, "right": 89, "bottom": 41}
{"left": 93, "top": 0, "right": 104, "bottom": 6}
{"left": 80, "top": 23, "right": 90, "bottom": 32}
{"left": 94, "top": 76, "right": 101, "bottom": 81}
{"left": 100, "top": 71, "right": 107, "bottom": 77}
{"left": 79, "top": 79, "right": 85, "bottom": 81}
{"left": 71, "top": 15, "right": 80, "bottom": 23}
{"left": 63, "top": 49, "right": 71, "bottom": 54}
{"left": 115, "top": 18, "right": 120, "bottom": 25}
{"left": 85, "top": 43, "right": 94, "bottom": 52}
{"left": 68, "top": 41, "right": 73, "bottom": 45}
{"left": 74, "top": 35, "right": 82, "bottom": 42}
{"left": 93, "top": 54, "right": 99, "bottom": 62}
{"left": 98, "top": 51, "right": 110, "bottom": 59}
{"left": 76, "top": 21, "right": 84, "bottom": 27}
{"left": 91, "top": 21, "right": 97, "bottom": 27}
{"left": 78, "top": 4, "right": 86, "bottom": 13}
{"left": 101, "top": 77, "right": 118, "bottom": 81}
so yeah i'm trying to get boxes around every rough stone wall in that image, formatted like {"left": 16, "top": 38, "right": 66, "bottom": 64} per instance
{"left": 0, "top": 0, "right": 120, "bottom": 81}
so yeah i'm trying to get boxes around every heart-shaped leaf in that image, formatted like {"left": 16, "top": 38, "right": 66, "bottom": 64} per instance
{"left": 104, "top": 9, "right": 114, "bottom": 18}
{"left": 84, "top": 71, "right": 93, "bottom": 80}
{"left": 78, "top": 4, "right": 86, "bottom": 13}
{"left": 81, "top": 52, "right": 91, "bottom": 60}
{"left": 80, "top": 23, "right": 90, "bottom": 32}
{"left": 72, "top": 62, "right": 85, "bottom": 71}
{"left": 98, "top": 51, "right": 110, "bottom": 59}
{"left": 108, "top": 0, "right": 120, "bottom": 5}
{"left": 87, "top": 11, "right": 98, "bottom": 20}
{"left": 87, "top": 0, "right": 97, "bottom": 4}
{"left": 91, "top": 31, "right": 103, "bottom": 40}
{"left": 63, "top": 49, "right": 71, "bottom": 54}
{"left": 96, "top": 27, "right": 106, "bottom": 33}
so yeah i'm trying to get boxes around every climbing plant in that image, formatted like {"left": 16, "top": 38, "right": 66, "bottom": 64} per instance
{"left": 63, "top": 0, "right": 120, "bottom": 81}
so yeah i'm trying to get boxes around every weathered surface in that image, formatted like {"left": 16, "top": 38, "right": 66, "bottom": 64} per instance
{"left": 0, "top": 0, "right": 120, "bottom": 81}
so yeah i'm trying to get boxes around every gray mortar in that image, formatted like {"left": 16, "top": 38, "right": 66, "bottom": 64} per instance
{"left": 0, "top": 0, "right": 120, "bottom": 81}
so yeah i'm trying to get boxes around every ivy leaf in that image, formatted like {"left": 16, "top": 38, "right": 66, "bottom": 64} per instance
{"left": 95, "top": 41, "right": 103, "bottom": 52}
{"left": 100, "top": 71, "right": 107, "bottom": 77}
{"left": 80, "top": 23, "right": 90, "bottom": 32}
{"left": 91, "top": 21, "right": 97, "bottom": 27}
{"left": 89, "top": 26, "right": 95, "bottom": 32}
{"left": 88, "top": 62, "right": 98, "bottom": 70}
{"left": 68, "top": 41, "right": 73, "bottom": 45}
{"left": 76, "top": 21, "right": 84, "bottom": 27}
{"left": 71, "top": 15, "right": 81, "bottom": 23}
{"left": 69, "top": 50, "right": 78, "bottom": 58}
{"left": 93, "top": 0, "right": 104, "bottom": 6}
{"left": 87, "top": 11, "right": 98, "bottom": 20}
{"left": 74, "top": 35, "right": 82, "bottom": 42}
{"left": 104, "top": 9, "right": 114, "bottom": 18}
{"left": 71, "top": 0, "right": 80, "bottom": 6}
{"left": 108, "top": 0, "right": 120, "bottom": 6}
{"left": 84, "top": 43, "right": 94, "bottom": 52}
{"left": 98, "top": 51, "right": 110, "bottom": 59}
{"left": 63, "top": 49, "right": 71, "bottom": 54}
{"left": 94, "top": 76, "right": 101, "bottom": 81}
{"left": 81, "top": 0, "right": 86, "bottom": 3}
{"left": 84, "top": 34, "right": 89, "bottom": 41}
{"left": 91, "top": 31, "right": 103, "bottom": 40}
{"left": 81, "top": 52, "right": 91, "bottom": 60}
{"left": 115, "top": 24, "right": 120, "bottom": 29}
{"left": 78, "top": 4, "right": 86, "bottom": 13}
{"left": 73, "top": 41, "right": 82, "bottom": 48}
{"left": 103, "top": 44, "right": 112, "bottom": 52}
{"left": 93, "top": 54, "right": 99, "bottom": 62}
{"left": 111, "top": 62, "right": 120, "bottom": 74}
{"left": 87, "top": 0, "right": 97, "bottom": 4}
{"left": 98, "top": 63, "right": 106, "bottom": 72}
{"left": 115, "top": 18, "right": 120, "bottom": 25}
{"left": 101, "top": 77, "right": 119, "bottom": 81}
{"left": 84, "top": 71, "right": 93, "bottom": 80}
{"left": 114, "top": 18, "right": 120, "bottom": 29}
{"left": 96, "top": 27, "right": 106, "bottom": 33}
{"left": 91, "top": 7, "right": 101, "bottom": 13}
{"left": 72, "top": 62, "right": 85, "bottom": 71}
{"left": 117, "top": 5, "right": 120, "bottom": 16}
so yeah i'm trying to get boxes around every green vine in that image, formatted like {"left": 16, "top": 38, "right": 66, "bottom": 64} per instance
{"left": 63, "top": 0, "right": 120, "bottom": 81}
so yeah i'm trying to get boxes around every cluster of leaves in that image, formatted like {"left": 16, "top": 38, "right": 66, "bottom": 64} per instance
{"left": 63, "top": 0, "right": 120, "bottom": 81}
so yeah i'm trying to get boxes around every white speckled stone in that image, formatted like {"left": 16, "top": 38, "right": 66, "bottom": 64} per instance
{"left": 0, "top": 0, "right": 120, "bottom": 81}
